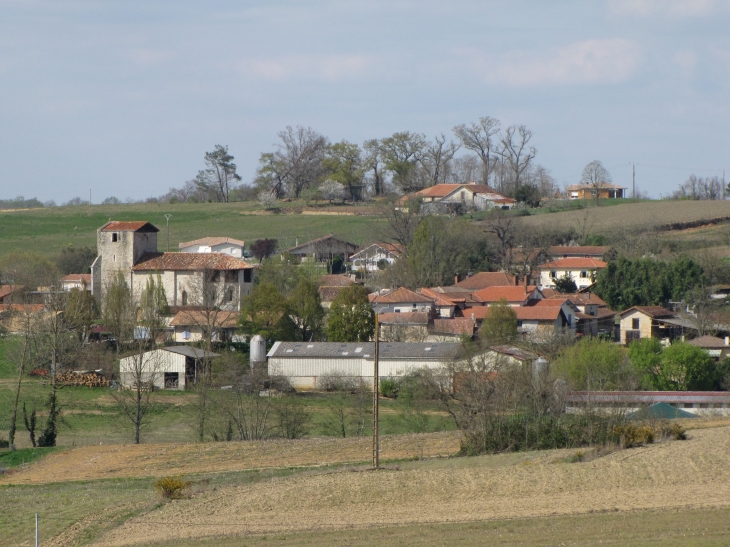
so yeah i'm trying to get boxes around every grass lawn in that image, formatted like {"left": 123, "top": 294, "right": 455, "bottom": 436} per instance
{"left": 144, "top": 507, "right": 730, "bottom": 547}
{"left": 0, "top": 201, "right": 386, "bottom": 258}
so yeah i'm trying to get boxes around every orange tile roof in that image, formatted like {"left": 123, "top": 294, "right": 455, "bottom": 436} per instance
{"left": 472, "top": 286, "right": 538, "bottom": 303}
{"left": 432, "top": 318, "right": 474, "bottom": 335}
{"left": 513, "top": 306, "right": 563, "bottom": 321}
{"left": 371, "top": 287, "right": 434, "bottom": 304}
{"left": 454, "top": 272, "right": 515, "bottom": 290}
{"left": 539, "top": 258, "right": 608, "bottom": 269}
{"left": 378, "top": 311, "right": 430, "bottom": 324}
{"left": 464, "top": 306, "right": 491, "bottom": 320}
{"left": 132, "top": 252, "right": 256, "bottom": 271}
{"left": 178, "top": 237, "right": 245, "bottom": 248}
{"left": 0, "top": 285, "right": 22, "bottom": 299}
{"left": 100, "top": 221, "right": 158, "bottom": 232}
{"left": 62, "top": 274, "right": 91, "bottom": 283}
{"left": 170, "top": 310, "right": 239, "bottom": 328}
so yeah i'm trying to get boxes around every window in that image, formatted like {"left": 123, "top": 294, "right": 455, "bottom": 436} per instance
{"left": 632, "top": 318, "right": 640, "bottom": 329}
{"left": 112, "top": 233, "right": 118, "bottom": 242}
{"left": 227, "top": 289, "right": 234, "bottom": 302}
{"left": 550, "top": 271, "right": 557, "bottom": 279}
{"left": 244, "top": 269, "right": 252, "bottom": 283}
{"left": 181, "top": 290, "right": 188, "bottom": 306}
{"left": 580, "top": 270, "right": 587, "bottom": 278}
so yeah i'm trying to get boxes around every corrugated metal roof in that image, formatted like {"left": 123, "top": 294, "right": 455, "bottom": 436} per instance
{"left": 566, "top": 391, "right": 730, "bottom": 404}
{"left": 162, "top": 346, "right": 221, "bottom": 359}
{"left": 267, "top": 341, "right": 462, "bottom": 360}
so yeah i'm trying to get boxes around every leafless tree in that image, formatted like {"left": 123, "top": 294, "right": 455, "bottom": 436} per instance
{"left": 418, "top": 134, "right": 460, "bottom": 186}
{"left": 483, "top": 210, "right": 520, "bottom": 270}
{"left": 580, "top": 160, "right": 613, "bottom": 205}
{"left": 498, "top": 125, "right": 536, "bottom": 192}
{"left": 453, "top": 116, "right": 501, "bottom": 185}
{"left": 446, "top": 155, "right": 485, "bottom": 184}
{"left": 672, "top": 174, "right": 725, "bottom": 201}
{"left": 363, "top": 139, "right": 387, "bottom": 196}
{"left": 114, "top": 346, "right": 163, "bottom": 444}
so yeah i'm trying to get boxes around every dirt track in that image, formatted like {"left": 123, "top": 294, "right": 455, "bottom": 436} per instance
{"left": 0, "top": 432, "right": 460, "bottom": 485}
{"left": 91, "top": 426, "right": 730, "bottom": 547}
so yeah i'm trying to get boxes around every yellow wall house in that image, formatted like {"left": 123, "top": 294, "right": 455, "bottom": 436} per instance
{"left": 618, "top": 306, "right": 678, "bottom": 345}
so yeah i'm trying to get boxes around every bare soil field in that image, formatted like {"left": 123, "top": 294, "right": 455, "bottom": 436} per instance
{"left": 0, "top": 431, "right": 460, "bottom": 485}
{"left": 91, "top": 425, "right": 730, "bottom": 547}
{"left": 518, "top": 200, "right": 730, "bottom": 232}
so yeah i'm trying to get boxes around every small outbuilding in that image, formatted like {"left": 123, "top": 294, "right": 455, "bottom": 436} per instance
{"left": 118, "top": 346, "right": 221, "bottom": 390}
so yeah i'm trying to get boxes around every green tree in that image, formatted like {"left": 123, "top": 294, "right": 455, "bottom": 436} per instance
{"left": 326, "top": 285, "right": 374, "bottom": 342}
{"left": 628, "top": 337, "right": 664, "bottom": 389}
{"left": 658, "top": 342, "right": 717, "bottom": 391}
{"left": 380, "top": 131, "right": 426, "bottom": 193}
{"left": 102, "top": 271, "right": 133, "bottom": 356}
{"left": 553, "top": 274, "right": 578, "bottom": 294}
{"left": 64, "top": 288, "right": 99, "bottom": 342}
{"left": 240, "top": 282, "right": 295, "bottom": 342}
{"left": 194, "top": 145, "right": 242, "bottom": 203}
{"left": 56, "top": 245, "right": 96, "bottom": 275}
{"left": 322, "top": 141, "right": 364, "bottom": 201}
{"left": 479, "top": 298, "right": 517, "bottom": 344}
{"left": 553, "top": 337, "right": 633, "bottom": 390}
{"left": 514, "top": 184, "right": 540, "bottom": 207}
{"left": 288, "top": 278, "right": 325, "bottom": 342}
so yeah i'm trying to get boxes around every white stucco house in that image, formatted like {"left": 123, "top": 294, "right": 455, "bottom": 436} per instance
{"left": 179, "top": 237, "right": 246, "bottom": 258}
{"left": 538, "top": 258, "right": 607, "bottom": 290}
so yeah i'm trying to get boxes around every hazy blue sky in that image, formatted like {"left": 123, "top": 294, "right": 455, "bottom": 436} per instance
{"left": 1, "top": 0, "right": 729, "bottom": 202}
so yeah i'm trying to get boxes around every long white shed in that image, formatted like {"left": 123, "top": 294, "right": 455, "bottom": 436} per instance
{"left": 119, "top": 346, "right": 221, "bottom": 390}
{"left": 266, "top": 341, "right": 462, "bottom": 391}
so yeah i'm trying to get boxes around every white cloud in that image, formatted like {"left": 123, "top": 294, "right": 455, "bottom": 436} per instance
{"left": 608, "top": 0, "right": 725, "bottom": 17}
{"left": 237, "top": 54, "right": 375, "bottom": 82}
{"left": 460, "top": 39, "right": 641, "bottom": 87}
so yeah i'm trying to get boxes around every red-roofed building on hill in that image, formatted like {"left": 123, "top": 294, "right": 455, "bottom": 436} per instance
{"left": 453, "top": 271, "right": 516, "bottom": 291}
{"left": 398, "top": 182, "right": 515, "bottom": 212}
{"left": 472, "top": 285, "right": 542, "bottom": 307}
{"left": 538, "top": 257, "right": 608, "bottom": 290}
{"left": 91, "top": 220, "right": 257, "bottom": 311}
{"left": 371, "top": 287, "right": 435, "bottom": 314}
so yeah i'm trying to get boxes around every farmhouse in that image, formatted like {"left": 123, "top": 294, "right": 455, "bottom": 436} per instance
{"left": 118, "top": 346, "right": 221, "bottom": 391}
{"left": 538, "top": 257, "right": 607, "bottom": 290}
{"left": 284, "top": 235, "right": 359, "bottom": 263}
{"left": 61, "top": 274, "right": 91, "bottom": 292}
{"left": 179, "top": 237, "right": 246, "bottom": 258}
{"left": 565, "top": 182, "right": 627, "bottom": 200}
{"left": 350, "top": 242, "right": 403, "bottom": 272}
{"left": 472, "top": 285, "right": 542, "bottom": 307}
{"left": 618, "top": 306, "right": 678, "bottom": 345}
{"left": 169, "top": 310, "right": 240, "bottom": 343}
{"left": 266, "top": 341, "right": 463, "bottom": 391}
{"left": 370, "top": 287, "right": 435, "bottom": 314}
{"left": 399, "top": 182, "right": 515, "bottom": 212}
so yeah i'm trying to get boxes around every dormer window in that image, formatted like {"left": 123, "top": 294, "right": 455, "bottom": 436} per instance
{"left": 112, "top": 233, "right": 118, "bottom": 242}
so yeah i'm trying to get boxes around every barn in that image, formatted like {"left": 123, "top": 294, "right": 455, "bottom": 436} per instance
{"left": 118, "top": 346, "right": 221, "bottom": 391}
{"left": 266, "top": 341, "right": 462, "bottom": 391}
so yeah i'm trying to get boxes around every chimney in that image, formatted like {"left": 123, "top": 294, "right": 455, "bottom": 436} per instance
{"left": 524, "top": 275, "right": 529, "bottom": 287}
{"left": 455, "top": 273, "right": 460, "bottom": 284}
{"left": 514, "top": 274, "right": 519, "bottom": 286}
{"left": 725, "top": 337, "right": 729, "bottom": 346}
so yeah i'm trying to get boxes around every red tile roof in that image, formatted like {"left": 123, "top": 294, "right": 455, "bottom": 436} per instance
{"left": 170, "top": 310, "right": 239, "bottom": 328}
{"left": 319, "top": 275, "right": 356, "bottom": 287}
{"left": 371, "top": 287, "right": 434, "bottom": 304}
{"left": 620, "top": 306, "right": 675, "bottom": 318}
{"left": 132, "top": 252, "right": 256, "bottom": 271}
{"left": 539, "top": 258, "right": 608, "bottom": 269}
{"left": 454, "top": 272, "right": 515, "bottom": 290}
{"left": 100, "top": 221, "right": 158, "bottom": 232}
{"left": 472, "top": 286, "right": 538, "bottom": 303}
{"left": 178, "top": 237, "right": 245, "bottom": 248}
{"left": 432, "top": 318, "right": 474, "bottom": 335}
{"left": 63, "top": 274, "right": 91, "bottom": 283}
{"left": 0, "top": 285, "right": 22, "bottom": 299}
{"left": 464, "top": 306, "right": 491, "bottom": 320}
{"left": 513, "top": 306, "right": 564, "bottom": 321}
{"left": 566, "top": 183, "right": 627, "bottom": 191}
{"left": 378, "top": 312, "right": 430, "bottom": 325}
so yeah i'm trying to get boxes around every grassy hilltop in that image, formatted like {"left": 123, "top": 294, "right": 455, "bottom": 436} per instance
{"left": 0, "top": 201, "right": 386, "bottom": 258}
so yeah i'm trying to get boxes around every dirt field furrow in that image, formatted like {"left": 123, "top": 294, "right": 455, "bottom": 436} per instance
{"left": 90, "top": 427, "right": 730, "bottom": 547}
{"left": 0, "top": 432, "right": 461, "bottom": 485}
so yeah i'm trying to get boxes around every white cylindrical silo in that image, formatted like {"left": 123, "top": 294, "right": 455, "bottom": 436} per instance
{"left": 250, "top": 334, "right": 267, "bottom": 367}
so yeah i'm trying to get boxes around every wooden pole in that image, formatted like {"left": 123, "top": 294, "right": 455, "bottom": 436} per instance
{"left": 373, "top": 313, "right": 380, "bottom": 469}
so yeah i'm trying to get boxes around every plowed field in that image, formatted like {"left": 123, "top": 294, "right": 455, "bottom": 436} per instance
{"left": 90, "top": 426, "right": 730, "bottom": 547}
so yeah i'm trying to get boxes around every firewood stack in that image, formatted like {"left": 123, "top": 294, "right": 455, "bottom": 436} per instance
{"left": 56, "top": 371, "right": 110, "bottom": 387}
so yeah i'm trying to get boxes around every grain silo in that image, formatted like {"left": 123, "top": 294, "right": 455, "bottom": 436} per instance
{"left": 250, "top": 335, "right": 267, "bottom": 369}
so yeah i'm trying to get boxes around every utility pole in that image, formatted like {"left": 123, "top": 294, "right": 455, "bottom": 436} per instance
{"left": 631, "top": 161, "right": 636, "bottom": 200}
{"left": 89, "top": 189, "right": 92, "bottom": 206}
{"left": 164, "top": 214, "right": 172, "bottom": 252}
{"left": 35, "top": 513, "right": 39, "bottom": 547}
{"left": 372, "top": 314, "right": 380, "bottom": 470}
{"left": 723, "top": 169, "right": 726, "bottom": 200}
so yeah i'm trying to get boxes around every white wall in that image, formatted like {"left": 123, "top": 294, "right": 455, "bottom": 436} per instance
{"left": 119, "top": 349, "right": 186, "bottom": 390}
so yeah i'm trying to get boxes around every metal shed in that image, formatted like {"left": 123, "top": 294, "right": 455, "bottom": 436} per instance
{"left": 118, "top": 346, "right": 221, "bottom": 390}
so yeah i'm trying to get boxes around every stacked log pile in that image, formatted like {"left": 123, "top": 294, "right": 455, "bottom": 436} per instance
{"left": 56, "top": 371, "right": 110, "bottom": 387}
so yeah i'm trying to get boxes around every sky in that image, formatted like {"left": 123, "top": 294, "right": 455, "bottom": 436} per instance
{"left": 1, "top": 0, "right": 730, "bottom": 203}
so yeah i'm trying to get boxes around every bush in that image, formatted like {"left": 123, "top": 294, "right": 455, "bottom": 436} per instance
{"left": 0, "top": 438, "right": 9, "bottom": 449}
{"left": 154, "top": 476, "right": 191, "bottom": 499}
{"left": 614, "top": 423, "right": 655, "bottom": 448}
{"left": 379, "top": 376, "right": 400, "bottom": 398}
